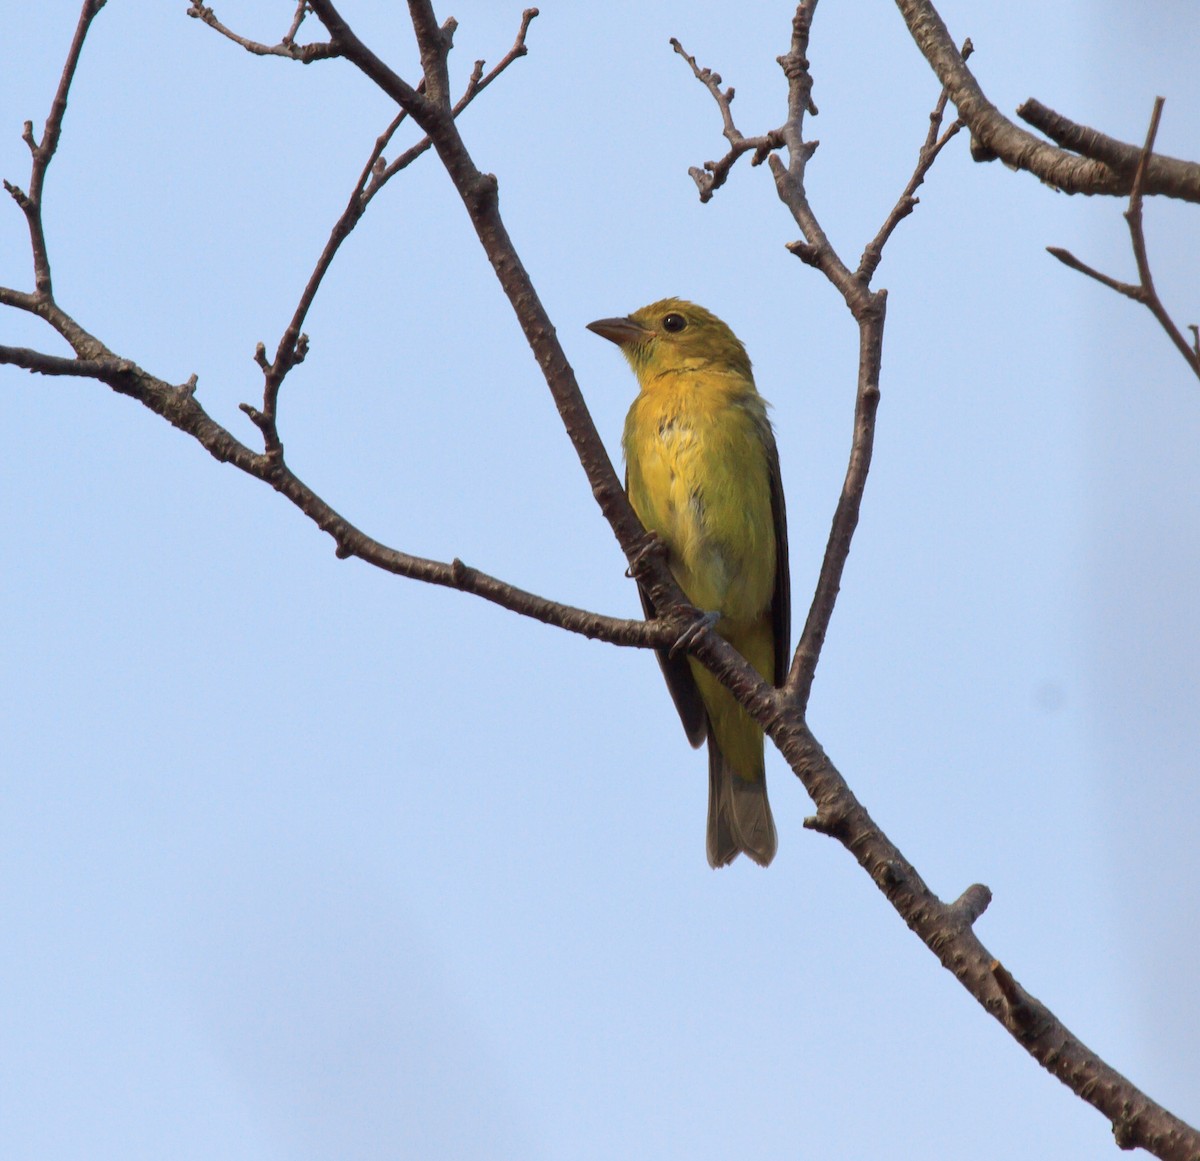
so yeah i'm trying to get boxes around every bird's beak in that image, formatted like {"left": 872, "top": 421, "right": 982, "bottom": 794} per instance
{"left": 586, "top": 316, "right": 650, "bottom": 347}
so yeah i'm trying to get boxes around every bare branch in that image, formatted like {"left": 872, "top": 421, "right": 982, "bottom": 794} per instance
{"left": 773, "top": 721, "right": 1200, "bottom": 1161}
{"left": 187, "top": 2, "right": 340, "bottom": 63}
{"left": 7, "top": 6, "right": 1200, "bottom": 1155}
{"left": 281, "top": 0, "right": 310, "bottom": 47}
{"left": 6, "top": 0, "right": 105, "bottom": 300}
{"left": 1047, "top": 99, "right": 1200, "bottom": 382}
{"left": 246, "top": 107, "right": 412, "bottom": 457}
{"left": 785, "top": 308, "right": 881, "bottom": 708}
{"left": 673, "top": 5, "right": 884, "bottom": 713}
{"left": 303, "top": 0, "right": 689, "bottom": 627}
{"left": 0, "top": 323, "right": 671, "bottom": 651}
{"left": 895, "top": 5, "right": 1200, "bottom": 378}
{"left": 789, "top": 48, "right": 973, "bottom": 701}
{"left": 1123, "top": 100, "right": 1200, "bottom": 378}
{"left": 454, "top": 8, "right": 538, "bottom": 112}
{"left": 1046, "top": 246, "right": 1139, "bottom": 298}
{"left": 669, "top": 38, "right": 783, "bottom": 202}
{"left": 1017, "top": 97, "right": 1200, "bottom": 201}
{"left": 857, "top": 40, "right": 969, "bottom": 284}
{"left": 676, "top": 3, "right": 891, "bottom": 712}
{"left": 0, "top": 343, "right": 132, "bottom": 382}
{"left": 232, "top": 9, "right": 538, "bottom": 462}
{"left": 893, "top": 0, "right": 1200, "bottom": 202}
{"left": 366, "top": 13, "right": 538, "bottom": 191}
{"left": 765, "top": 6, "right": 859, "bottom": 301}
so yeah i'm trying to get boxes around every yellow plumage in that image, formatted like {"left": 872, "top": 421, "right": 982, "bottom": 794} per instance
{"left": 588, "top": 298, "right": 790, "bottom": 867}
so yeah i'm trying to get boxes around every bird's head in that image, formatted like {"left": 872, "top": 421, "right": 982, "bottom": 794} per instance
{"left": 587, "top": 297, "right": 752, "bottom": 384}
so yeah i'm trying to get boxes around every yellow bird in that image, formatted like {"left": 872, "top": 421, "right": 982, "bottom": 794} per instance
{"left": 588, "top": 298, "right": 790, "bottom": 867}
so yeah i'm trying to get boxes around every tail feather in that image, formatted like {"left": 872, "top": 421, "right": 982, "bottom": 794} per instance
{"left": 706, "top": 731, "right": 777, "bottom": 868}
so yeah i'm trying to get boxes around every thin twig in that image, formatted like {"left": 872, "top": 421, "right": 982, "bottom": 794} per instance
{"left": 243, "top": 9, "right": 539, "bottom": 456}
{"left": 1045, "top": 247, "right": 1138, "bottom": 297}
{"left": 372, "top": 9, "right": 537, "bottom": 187}
{"left": 455, "top": 8, "right": 538, "bottom": 112}
{"left": 245, "top": 107, "right": 411, "bottom": 457}
{"left": 858, "top": 40, "right": 970, "bottom": 284}
{"left": 187, "top": 2, "right": 340, "bottom": 62}
{"left": 669, "top": 38, "right": 783, "bottom": 201}
{"left": 1124, "top": 99, "right": 1200, "bottom": 377}
{"left": 282, "top": 0, "right": 309, "bottom": 47}
{"left": 2, "top": 0, "right": 105, "bottom": 299}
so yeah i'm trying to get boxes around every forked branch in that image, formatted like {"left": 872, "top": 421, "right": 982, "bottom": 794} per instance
{"left": 1047, "top": 99, "right": 1200, "bottom": 382}
{"left": 669, "top": 38, "right": 785, "bottom": 202}
{"left": 185, "top": 1, "right": 340, "bottom": 62}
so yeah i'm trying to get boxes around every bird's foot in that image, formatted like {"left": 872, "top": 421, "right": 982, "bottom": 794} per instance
{"left": 669, "top": 609, "right": 721, "bottom": 659}
{"left": 624, "top": 530, "right": 665, "bottom": 579}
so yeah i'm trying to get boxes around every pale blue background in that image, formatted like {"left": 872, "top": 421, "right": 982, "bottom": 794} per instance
{"left": 2, "top": 3, "right": 1198, "bottom": 1158}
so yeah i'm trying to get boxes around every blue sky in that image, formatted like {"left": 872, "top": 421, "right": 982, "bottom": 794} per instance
{"left": 2, "top": 3, "right": 1198, "bottom": 1158}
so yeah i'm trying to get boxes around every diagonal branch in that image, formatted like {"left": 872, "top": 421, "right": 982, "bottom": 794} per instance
{"left": 857, "top": 42, "right": 968, "bottom": 284}
{"left": 769, "top": 720, "right": 1200, "bottom": 1161}
{"left": 0, "top": 327, "right": 665, "bottom": 650}
{"left": 303, "top": 0, "right": 690, "bottom": 629}
{"left": 242, "top": 108, "right": 408, "bottom": 457}
{"left": 3, "top": 0, "right": 105, "bottom": 300}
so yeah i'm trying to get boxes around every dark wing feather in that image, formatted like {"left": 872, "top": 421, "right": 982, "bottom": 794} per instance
{"left": 637, "top": 577, "right": 708, "bottom": 749}
{"left": 765, "top": 427, "right": 791, "bottom": 687}
{"left": 626, "top": 467, "right": 708, "bottom": 749}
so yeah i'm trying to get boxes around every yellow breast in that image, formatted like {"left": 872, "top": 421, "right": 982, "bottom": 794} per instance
{"left": 623, "top": 370, "right": 776, "bottom": 623}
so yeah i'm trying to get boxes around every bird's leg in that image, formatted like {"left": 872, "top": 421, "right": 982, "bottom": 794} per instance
{"left": 669, "top": 609, "right": 721, "bottom": 659}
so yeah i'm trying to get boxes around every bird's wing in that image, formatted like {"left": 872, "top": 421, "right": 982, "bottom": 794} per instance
{"left": 626, "top": 465, "right": 708, "bottom": 749}
{"left": 638, "top": 580, "right": 708, "bottom": 749}
{"left": 766, "top": 427, "right": 791, "bottom": 687}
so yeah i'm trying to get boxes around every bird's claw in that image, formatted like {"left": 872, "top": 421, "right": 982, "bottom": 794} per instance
{"left": 624, "top": 531, "right": 665, "bottom": 579}
{"left": 669, "top": 610, "right": 721, "bottom": 659}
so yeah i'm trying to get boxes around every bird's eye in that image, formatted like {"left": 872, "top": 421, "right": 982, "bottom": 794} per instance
{"left": 662, "top": 313, "right": 687, "bottom": 333}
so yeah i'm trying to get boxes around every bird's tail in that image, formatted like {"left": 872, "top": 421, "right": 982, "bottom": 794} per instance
{"left": 706, "top": 732, "right": 777, "bottom": 868}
